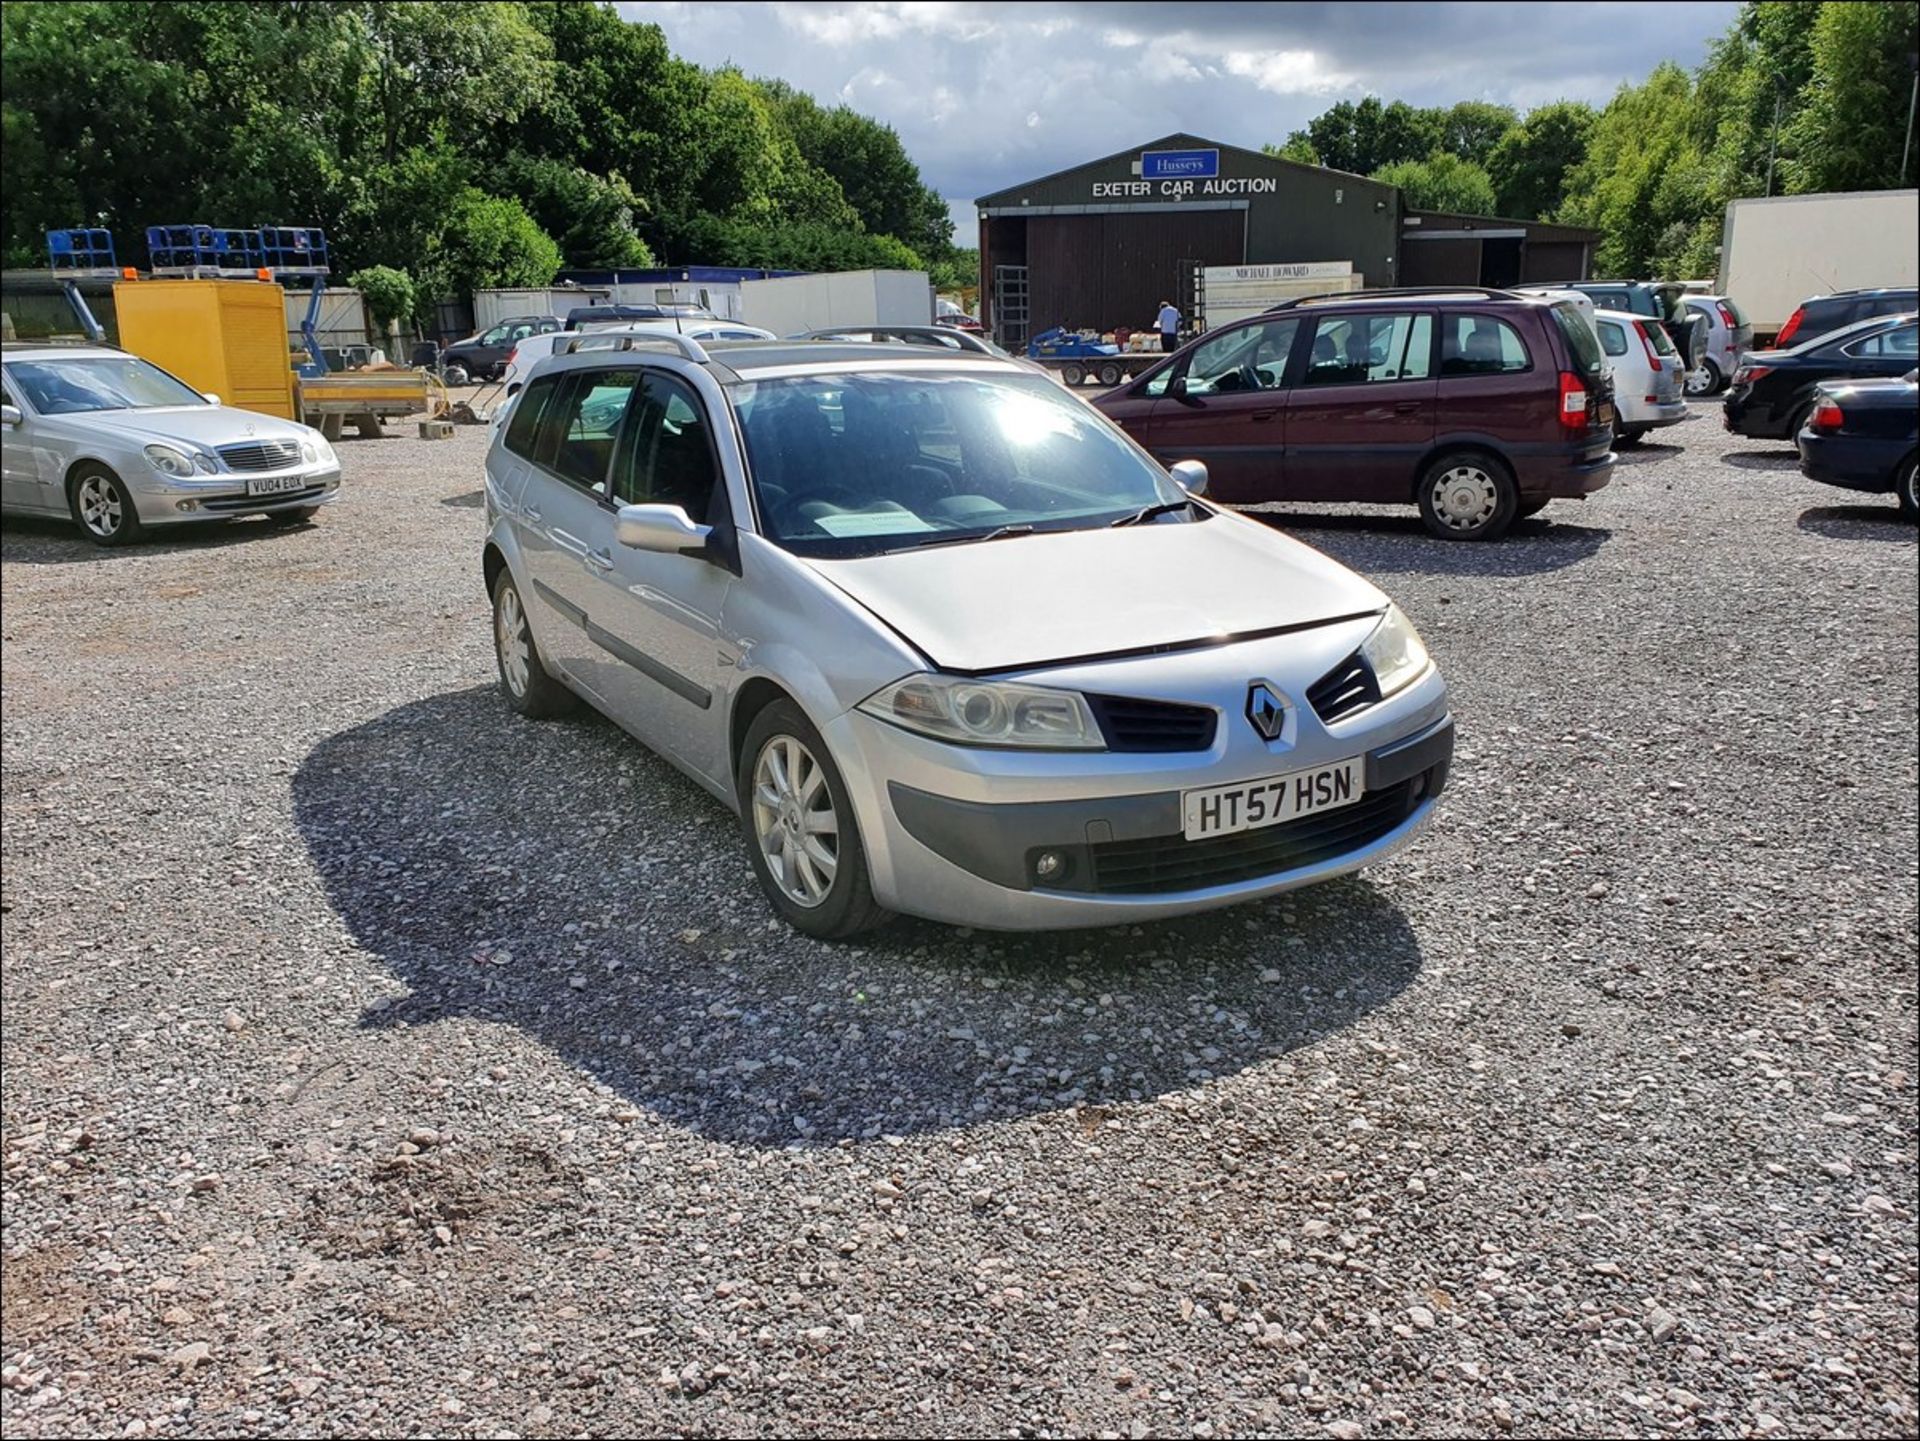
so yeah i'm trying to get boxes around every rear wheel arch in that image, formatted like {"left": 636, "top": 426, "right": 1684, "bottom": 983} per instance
{"left": 1407, "top": 442, "right": 1513, "bottom": 502}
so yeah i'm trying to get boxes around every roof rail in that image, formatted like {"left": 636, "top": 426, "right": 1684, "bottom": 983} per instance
{"left": 1264, "top": 285, "right": 1524, "bottom": 313}
{"left": 562, "top": 332, "right": 711, "bottom": 363}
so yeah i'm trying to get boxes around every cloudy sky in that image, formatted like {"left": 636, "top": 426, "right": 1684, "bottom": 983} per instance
{"left": 618, "top": 1, "right": 1742, "bottom": 241}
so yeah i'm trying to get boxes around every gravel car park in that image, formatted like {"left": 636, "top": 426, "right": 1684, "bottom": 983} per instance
{"left": 2, "top": 407, "right": 1915, "bottom": 1438}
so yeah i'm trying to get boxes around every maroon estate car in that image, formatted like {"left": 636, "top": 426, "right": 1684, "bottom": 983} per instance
{"left": 1093, "top": 287, "right": 1616, "bottom": 541}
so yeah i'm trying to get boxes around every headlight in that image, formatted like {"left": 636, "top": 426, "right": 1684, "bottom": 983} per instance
{"left": 143, "top": 444, "right": 196, "bottom": 477}
{"left": 302, "top": 434, "right": 336, "bottom": 466}
{"left": 858, "top": 674, "right": 1105, "bottom": 750}
{"left": 1361, "top": 603, "right": 1430, "bottom": 698}
{"left": 301, "top": 439, "right": 319, "bottom": 464}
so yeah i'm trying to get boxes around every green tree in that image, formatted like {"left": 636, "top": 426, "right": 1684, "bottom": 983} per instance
{"left": 1437, "top": 101, "right": 1519, "bottom": 167}
{"left": 1305, "top": 97, "right": 1441, "bottom": 174}
{"left": 424, "top": 190, "right": 561, "bottom": 296}
{"left": 1262, "top": 133, "right": 1322, "bottom": 166}
{"left": 347, "top": 264, "right": 416, "bottom": 329}
{"left": 1555, "top": 63, "right": 1707, "bottom": 276}
{"left": 1372, "top": 153, "right": 1499, "bottom": 214}
{"left": 1784, "top": 1, "right": 1920, "bottom": 192}
{"left": 493, "top": 154, "right": 654, "bottom": 269}
{"left": 1487, "top": 101, "right": 1596, "bottom": 218}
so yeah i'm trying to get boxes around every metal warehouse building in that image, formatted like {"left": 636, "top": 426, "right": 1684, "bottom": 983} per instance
{"left": 975, "top": 132, "right": 1596, "bottom": 348}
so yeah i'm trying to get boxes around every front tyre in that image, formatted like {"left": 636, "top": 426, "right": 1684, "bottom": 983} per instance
{"left": 1417, "top": 452, "right": 1517, "bottom": 541}
{"left": 68, "top": 465, "right": 142, "bottom": 547}
{"left": 739, "top": 700, "right": 893, "bottom": 940}
{"left": 491, "top": 570, "right": 576, "bottom": 718}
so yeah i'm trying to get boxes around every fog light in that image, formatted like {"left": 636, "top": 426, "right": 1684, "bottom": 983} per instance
{"left": 1034, "top": 850, "right": 1065, "bottom": 880}
{"left": 174, "top": 499, "right": 199, "bottom": 513}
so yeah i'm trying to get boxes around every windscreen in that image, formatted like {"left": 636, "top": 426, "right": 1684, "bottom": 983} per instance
{"left": 732, "top": 371, "right": 1188, "bottom": 558}
{"left": 8, "top": 356, "right": 207, "bottom": 413}
{"left": 1550, "top": 304, "right": 1606, "bottom": 378}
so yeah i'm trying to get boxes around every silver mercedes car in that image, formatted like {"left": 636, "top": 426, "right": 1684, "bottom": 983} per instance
{"left": 482, "top": 335, "right": 1452, "bottom": 936}
{"left": 1, "top": 344, "right": 341, "bottom": 545}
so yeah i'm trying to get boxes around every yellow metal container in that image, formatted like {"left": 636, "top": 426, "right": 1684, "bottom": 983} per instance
{"left": 112, "top": 279, "right": 296, "bottom": 419}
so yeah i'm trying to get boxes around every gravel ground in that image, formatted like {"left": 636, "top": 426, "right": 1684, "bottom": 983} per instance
{"left": 2, "top": 403, "right": 1915, "bottom": 1440}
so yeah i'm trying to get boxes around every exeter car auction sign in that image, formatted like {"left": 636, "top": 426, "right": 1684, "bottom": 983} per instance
{"left": 1094, "top": 149, "right": 1282, "bottom": 200}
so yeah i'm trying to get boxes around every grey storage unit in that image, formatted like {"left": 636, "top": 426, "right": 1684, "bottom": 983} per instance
{"left": 977, "top": 133, "right": 1400, "bottom": 346}
{"left": 1400, "top": 211, "right": 1600, "bottom": 288}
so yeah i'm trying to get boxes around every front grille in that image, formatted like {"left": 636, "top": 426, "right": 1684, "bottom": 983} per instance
{"left": 1087, "top": 781, "right": 1417, "bottom": 894}
{"left": 218, "top": 440, "right": 303, "bottom": 472}
{"left": 1086, "top": 693, "right": 1218, "bottom": 753}
{"left": 1306, "top": 653, "right": 1381, "bottom": 724}
{"left": 200, "top": 485, "right": 325, "bottom": 512}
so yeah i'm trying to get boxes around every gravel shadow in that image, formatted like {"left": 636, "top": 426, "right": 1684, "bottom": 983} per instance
{"left": 1797, "top": 503, "right": 1915, "bottom": 541}
{"left": 1719, "top": 448, "right": 1799, "bottom": 471}
{"left": 293, "top": 686, "right": 1425, "bottom": 1149}
{"left": 439, "top": 489, "right": 486, "bottom": 509}
{"left": 1243, "top": 508, "right": 1609, "bottom": 576}
{"left": 0, "top": 512, "right": 298, "bottom": 564}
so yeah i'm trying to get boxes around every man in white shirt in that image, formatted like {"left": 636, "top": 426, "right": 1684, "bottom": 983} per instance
{"left": 1157, "top": 300, "right": 1180, "bottom": 351}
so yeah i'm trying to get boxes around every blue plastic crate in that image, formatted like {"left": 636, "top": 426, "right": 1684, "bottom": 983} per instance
{"left": 46, "top": 229, "right": 118, "bottom": 274}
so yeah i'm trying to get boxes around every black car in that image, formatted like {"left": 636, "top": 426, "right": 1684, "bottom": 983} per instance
{"left": 1796, "top": 371, "right": 1919, "bottom": 521}
{"left": 442, "top": 315, "right": 562, "bottom": 381}
{"left": 1722, "top": 311, "right": 1918, "bottom": 440}
{"left": 1774, "top": 287, "right": 1919, "bottom": 350}
{"left": 1555, "top": 281, "right": 1708, "bottom": 370}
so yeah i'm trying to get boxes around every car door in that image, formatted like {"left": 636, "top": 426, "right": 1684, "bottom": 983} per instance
{"left": 512, "top": 367, "right": 644, "bottom": 705}
{"left": 1282, "top": 310, "right": 1436, "bottom": 501}
{"left": 588, "top": 367, "right": 736, "bottom": 777}
{"left": 1133, "top": 316, "right": 1300, "bottom": 503}
{"left": 0, "top": 370, "right": 45, "bottom": 512}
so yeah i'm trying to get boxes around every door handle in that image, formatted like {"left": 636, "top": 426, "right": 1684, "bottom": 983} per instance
{"left": 584, "top": 548, "right": 614, "bottom": 573}
{"left": 1251, "top": 408, "right": 1279, "bottom": 421}
{"left": 1393, "top": 402, "right": 1421, "bottom": 414}
{"left": 520, "top": 503, "right": 543, "bottom": 523}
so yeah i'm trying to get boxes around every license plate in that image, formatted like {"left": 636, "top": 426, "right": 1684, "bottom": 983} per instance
{"left": 1597, "top": 401, "right": 1615, "bottom": 426}
{"left": 1182, "top": 758, "right": 1363, "bottom": 842}
{"left": 247, "top": 474, "right": 308, "bottom": 497}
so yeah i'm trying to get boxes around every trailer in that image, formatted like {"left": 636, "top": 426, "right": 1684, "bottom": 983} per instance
{"left": 1023, "top": 327, "right": 1166, "bottom": 387}
{"left": 1719, "top": 190, "right": 1920, "bottom": 341}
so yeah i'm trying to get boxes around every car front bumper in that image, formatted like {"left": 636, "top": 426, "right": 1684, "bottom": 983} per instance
{"left": 821, "top": 618, "right": 1452, "bottom": 929}
{"left": 130, "top": 464, "right": 342, "bottom": 525}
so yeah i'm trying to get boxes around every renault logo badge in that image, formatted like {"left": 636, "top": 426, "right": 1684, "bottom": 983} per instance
{"left": 1247, "top": 684, "right": 1285, "bottom": 741}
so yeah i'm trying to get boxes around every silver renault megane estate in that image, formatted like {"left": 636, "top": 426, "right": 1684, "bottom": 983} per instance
{"left": 481, "top": 334, "right": 1452, "bottom": 937}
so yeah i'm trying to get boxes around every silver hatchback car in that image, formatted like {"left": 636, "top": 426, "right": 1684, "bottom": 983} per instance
{"left": 481, "top": 335, "right": 1453, "bottom": 936}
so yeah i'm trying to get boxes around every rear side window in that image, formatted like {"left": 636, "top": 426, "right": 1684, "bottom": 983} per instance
{"left": 1302, "top": 312, "right": 1431, "bottom": 386}
{"left": 1440, "top": 316, "right": 1530, "bottom": 375}
{"left": 1843, "top": 324, "right": 1919, "bottom": 359}
{"left": 1596, "top": 319, "right": 1629, "bottom": 357}
{"left": 1551, "top": 304, "right": 1607, "bottom": 378}
{"left": 504, "top": 374, "right": 560, "bottom": 458}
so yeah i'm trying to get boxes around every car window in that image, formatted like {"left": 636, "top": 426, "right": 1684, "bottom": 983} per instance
{"left": 612, "top": 372, "right": 720, "bottom": 522}
{"left": 5, "top": 355, "right": 208, "bottom": 413}
{"left": 1159, "top": 318, "right": 1299, "bottom": 397}
{"left": 479, "top": 325, "right": 511, "bottom": 346}
{"left": 1440, "top": 316, "right": 1530, "bottom": 376}
{"left": 1595, "top": 320, "right": 1629, "bottom": 357}
{"left": 1550, "top": 304, "right": 1607, "bottom": 379}
{"left": 1302, "top": 313, "right": 1431, "bottom": 387}
{"left": 733, "top": 371, "right": 1188, "bottom": 557}
{"left": 547, "top": 371, "right": 642, "bottom": 493}
{"left": 1844, "top": 324, "right": 1919, "bottom": 359}
{"left": 504, "top": 374, "right": 561, "bottom": 458}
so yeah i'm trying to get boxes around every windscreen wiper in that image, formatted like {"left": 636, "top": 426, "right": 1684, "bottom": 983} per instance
{"left": 895, "top": 524, "right": 1038, "bottom": 553}
{"left": 1109, "top": 499, "right": 1196, "bottom": 527}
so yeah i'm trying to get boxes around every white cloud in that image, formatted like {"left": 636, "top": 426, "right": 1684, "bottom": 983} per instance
{"left": 1220, "top": 49, "right": 1351, "bottom": 96}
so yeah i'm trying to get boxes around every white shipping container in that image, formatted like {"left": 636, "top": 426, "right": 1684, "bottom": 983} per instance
{"left": 474, "top": 286, "right": 612, "bottom": 329}
{"left": 1200, "top": 262, "right": 1361, "bottom": 329}
{"left": 738, "top": 270, "right": 933, "bottom": 337}
{"left": 1719, "top": 190, "right": 1919, "bottom": 336}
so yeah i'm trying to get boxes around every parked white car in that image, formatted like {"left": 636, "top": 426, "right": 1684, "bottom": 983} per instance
{"left": 1, "top": 344, "right": 340, "bottom": 545}
{"left": 1681, "top": 295, "right": 1754, "bottom": 395}
{"left": 1591, "top": 309, "right": 1688, "bottom": 446}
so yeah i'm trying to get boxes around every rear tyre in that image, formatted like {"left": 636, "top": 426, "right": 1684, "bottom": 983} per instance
{"left": 1684, "top": 358, "right": 1722, "bottom": 396}
{"left": 68, "top": 465, "right": 142, "bottom": 547}
{"left": 491, "top": 569, "right": 576, "bottom": 719}
{"left": 1614, "top": 424, "right": 1647, "bottom": 448}
{"left": 1061, "top": 363, "right": 1086, "bottom": 387}
{"left": 1417, "top": 452, "right": 1517, "bottom": 542}
{"left": 738, "top": 700, "right": 893, "bottom": 940}
{"left": 1897, "top": 456, "right": 1918, "bottom": 523}
{"left": 1785, "top": 401, "right": 1814, "bottom": 442}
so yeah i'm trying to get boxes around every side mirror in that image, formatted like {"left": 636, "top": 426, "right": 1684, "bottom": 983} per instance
{"left": 202, "top": 393, "right": 221, "bottom": 406}
{"left": 1167, "top": 374, "right": 1189, "bottom": 400}
{"left": 0, "top": 404, "right": 20, "bottom": 427}
{"left": 615, "top": 502, "right": 713, "bottom": 555}
{"left": 1169, "top": 459, "right": 1209, "bottom": 497}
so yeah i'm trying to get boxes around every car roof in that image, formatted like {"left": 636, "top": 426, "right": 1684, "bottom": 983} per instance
{"left": 1810, "top": 287, "right": 1918, "bottom": 300}
{"left": 530, "top": 337, "right": 1021, "bottom": 384}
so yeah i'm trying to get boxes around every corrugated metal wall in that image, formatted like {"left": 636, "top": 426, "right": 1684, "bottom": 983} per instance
{"left": 1027, "top": 210, "right": 1245, "bottom": 335}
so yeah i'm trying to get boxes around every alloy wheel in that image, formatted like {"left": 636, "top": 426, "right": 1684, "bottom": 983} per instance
{"left": 76, "top": 475, "right": 123, "bottom": 538}
{"left": 1430, "top": 465, "right": 1498, "bottom": 532}
{"left": 751, "top": 734, "right": 839, "bottom": 908}
{"left": 496, "top": 585, "right": 531, "bottom": 698}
